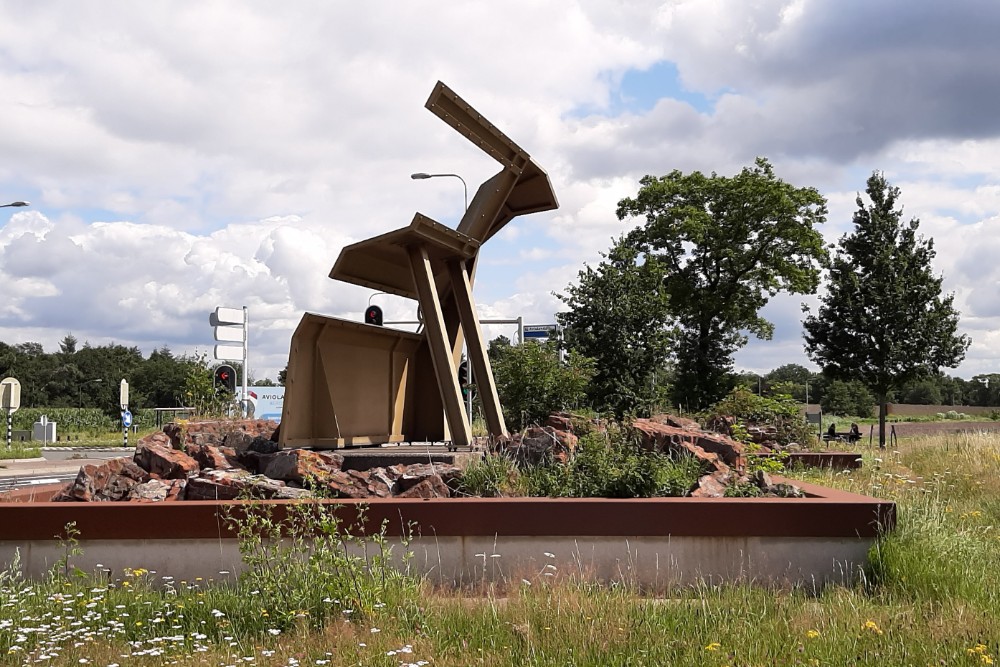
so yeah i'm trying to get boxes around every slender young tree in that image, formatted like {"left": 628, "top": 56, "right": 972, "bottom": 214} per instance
{"left": 803, "top": 172, "right": 970, "bottom": 448}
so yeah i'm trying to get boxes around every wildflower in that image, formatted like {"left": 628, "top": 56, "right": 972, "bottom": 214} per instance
{"left": 705, "top": 642, "right": 722, "bottom": 651}
{"left": 806, "top": 629, "right": 820, "bottom": 639}
{"left": 862, "top": 619, "right": 883, "bottom": 635}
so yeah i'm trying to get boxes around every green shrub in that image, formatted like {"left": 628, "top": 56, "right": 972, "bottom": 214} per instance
{"left": 704, "top": 387, "right": 815, "bottom": 447}
{"left": 490, "top": 340, "right": 594, "bottom": 431}
{"left": 521, "top": 428, "right": 705, "bottom": 498}
{"left": 457, "top": 452, "right": 519, "bottom": 497}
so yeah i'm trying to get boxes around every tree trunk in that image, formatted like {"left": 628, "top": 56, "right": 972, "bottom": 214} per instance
{"left": 878, "top": 393, "right": 887, "bottom": 450}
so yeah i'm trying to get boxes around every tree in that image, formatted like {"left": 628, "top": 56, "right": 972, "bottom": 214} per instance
{"left": 820, "top": 380, "right": 875, "bottom": 418}
{"left": 489, "top": 339, "right": 594, "bottom": 431}
{"left": 616, "top": 157, "right": 828, "bottom": 409}
{"left": 803, "top": 172, "right": 970, "bottom": 447}
{"left": 556, "top": 238, "right": 673, "bottom": 417}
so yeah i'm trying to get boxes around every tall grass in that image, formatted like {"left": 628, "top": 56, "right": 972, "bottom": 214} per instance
{"left": 1, "top": 432, "right": 999, "bottom": 666}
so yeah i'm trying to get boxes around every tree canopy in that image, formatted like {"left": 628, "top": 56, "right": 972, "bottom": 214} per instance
{"left": 556, "top": 238, "right": 672, "bottom": 417}
{"left": 614, "top": 157, "right": 828, "bottom": 409}
{"left": 803, "top": 171, "right": 970, "bottom": 447}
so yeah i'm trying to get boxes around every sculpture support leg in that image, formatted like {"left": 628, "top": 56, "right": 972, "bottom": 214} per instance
{"left": 447, "top": 260, "right": 508, "bottom": 439}
{"left": 408, "top": 246, "right": 471, "bottom": 449}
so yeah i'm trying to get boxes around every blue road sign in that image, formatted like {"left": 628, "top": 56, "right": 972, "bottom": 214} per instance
{"left": 121, "top": 410, "right": 133, "bottom": 429}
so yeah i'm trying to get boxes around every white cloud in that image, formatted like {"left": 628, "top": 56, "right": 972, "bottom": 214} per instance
{"left": 1, "top": 0, "right": 1000, "bottom": 383}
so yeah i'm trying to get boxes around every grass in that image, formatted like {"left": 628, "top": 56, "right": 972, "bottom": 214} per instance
{"left": 2, "top": 432, "right": 1000, "bottom": 665}
{"left": 0, "top": 443, "right": 41, "bottom": 460}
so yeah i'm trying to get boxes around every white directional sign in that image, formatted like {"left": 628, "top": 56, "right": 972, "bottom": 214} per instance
{"left": 0, "top": 378, "right": 21, "bottom": 413}
{"left": 119, "top": 379, "right": 129, "bottom": 409}
{"left": 214, "top": 326, "right": 245, "bottom": 342}
{"left": 210, "top": 307, "right": 245, "bottom": 326}
{"left": 215, "top": 344, "right": 245, "bottom": 362}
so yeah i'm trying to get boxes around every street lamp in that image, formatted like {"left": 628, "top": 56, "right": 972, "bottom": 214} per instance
{"left": 1, "top": 201, "right": 29, "bottom": 208}
{"left": 411, "top": 171, "right": 473, "bottom": 421}
{"left": 79, "top": 379, "right": 103, "bottom": 408}
{"left": 410, "top": 173, "right": 468, "bottom": 212}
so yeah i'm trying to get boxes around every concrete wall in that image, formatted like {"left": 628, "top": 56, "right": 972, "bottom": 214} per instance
{"left": 0, "top": 534, "right": 873, "bottom": 589}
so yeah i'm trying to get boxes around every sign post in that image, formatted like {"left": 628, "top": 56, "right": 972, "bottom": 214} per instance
{"left": 211, "top": 306, "right": 249, "bottom": 417}
{"left": 1, "top": 378, "right": 21, "bottom": 449}
{"left": 120, "top": 379, "right": 130, "bottom": 449}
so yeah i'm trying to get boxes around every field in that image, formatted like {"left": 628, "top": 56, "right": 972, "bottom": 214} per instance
{"left": 1, "top": 432, "right": 999, "bottom": 665}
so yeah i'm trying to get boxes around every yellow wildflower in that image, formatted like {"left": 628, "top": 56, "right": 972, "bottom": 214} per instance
{"left": 806, "top": 629, "right": 820, "bottom": 639}
{"left": 705, "top": 642, "right": 722, "bottom": 652}
{"left": 862, "top": 619, "right": 883, "bottom": 635}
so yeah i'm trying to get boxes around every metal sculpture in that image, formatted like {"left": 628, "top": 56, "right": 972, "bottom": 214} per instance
{"left": 279, "top": 82, "right": 558, "bottom": 449}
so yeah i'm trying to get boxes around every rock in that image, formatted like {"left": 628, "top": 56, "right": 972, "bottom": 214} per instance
{"left": 57, "top": 458, "right": 151, "bottom": 502}
{"left": 631, "top": 418, "right": 745, "bottom": 471}
{"left": 397, "top": 474, "right": 450, "bottom": 498}
{"left": 159, "top": 419, "right": 279, "bottom": 450}
{"left": 134, "top": 441, "right": 200, "bottom": 479}
{"left": 650, "top": 413, "right": 703, "bottom": 431}
{"left": 262, "top": 449, "right": 342, "bottom": 485}
{"left": 248, "top": 435, "right": 281, "bottom": 454}
{"left": 130, "top": 478, "right": 187, "bottom": 502}
{"left": 185, "top": 469, "right": 310, "bottom": 501}
{"left": 690, "top": 470, "right": 732, "bottom": 498}
{"left": 545, "top": 413, "right": 574, "bottom": 432}
{"left": 324, "top": 470, "right": 374, "bottom": 499}
{"left": 185, "top": 444, "right": 243, "bottom": 471}
{"left": 396, "top": 463, "right": 463, "bottom": 491}
{"left": 504, "top": 427, "right": 578, "bottom": 465}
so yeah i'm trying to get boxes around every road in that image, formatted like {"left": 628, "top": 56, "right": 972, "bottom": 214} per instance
{"left": 0, "top": 448, "right": 131, "bottom": 492}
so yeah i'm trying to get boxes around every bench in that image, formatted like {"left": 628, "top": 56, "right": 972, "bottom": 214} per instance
{"left": 822, "top": 432, "right": 861, "bottom": 444}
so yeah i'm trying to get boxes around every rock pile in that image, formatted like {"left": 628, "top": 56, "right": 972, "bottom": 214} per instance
{"left": 53, "top": 420, "right": 462, "bottom": 503}
{"left": 631, "top": 414, "right": 801, "bottom": 497}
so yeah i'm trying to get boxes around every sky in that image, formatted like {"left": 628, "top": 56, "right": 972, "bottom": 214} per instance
{"left": 2, "top": 0, "right": 1000, "bottom": 384}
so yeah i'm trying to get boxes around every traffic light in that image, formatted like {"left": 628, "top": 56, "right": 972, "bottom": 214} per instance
{"left": 457, "top": 359, "right": 469, "bottom": 397}
{"left": 364, "top": 305, "right": 383, "bottom": 326}
{"left": 214, "top": 364, "right": 236, "bottom": 393}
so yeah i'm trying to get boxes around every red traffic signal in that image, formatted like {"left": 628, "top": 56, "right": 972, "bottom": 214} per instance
{"left": 364, "top": 305, "right": 383, "bottom": 326}
{"left": 214, "top": 364, "right": 237, "bottom": 393}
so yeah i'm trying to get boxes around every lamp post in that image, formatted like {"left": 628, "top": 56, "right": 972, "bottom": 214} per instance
{"left": 410, "top": 173, "right": 467, "bottom": 212}
{"left": 79, "top": 378, "right": 103, "bottom": 408}
{"left": 1, "top": 201, "right": 29, "bottom": 208}
{"left": 410, "top": 171, "right": 473, "bottom": 422}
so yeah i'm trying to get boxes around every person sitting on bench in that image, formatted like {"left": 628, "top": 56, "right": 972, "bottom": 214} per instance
{"left": 848, "top": 422, "right": 861, "bottom": 443}
{"left": 827, "top": 422, "right": 837, "bottom": 439}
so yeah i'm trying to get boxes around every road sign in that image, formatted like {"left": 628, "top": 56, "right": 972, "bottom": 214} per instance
{"left": 523, "top": 324, "right": 557, "bottom": 333}
{"left": 119, "top": 379, "right": 129, "bottom": 409}
{"left": 0, "top": 378, "right": 21, "bottom": 413}
{"left": 214, "top": 326, "right": 245, "bottom": 342}
{"left": 215, "top": 344, "right": 244, "bottom": 361}
{"left": 121, "top": 410, "right": 133, "bottom": 428}
{"left": 210, "top": 307, "right": 245, "bottom": 326}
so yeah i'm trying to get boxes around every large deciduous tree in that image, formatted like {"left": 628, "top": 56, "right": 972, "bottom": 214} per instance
{"left": 556, "top": 238, "right": 673, "bottom": 417}
{"left": 803, "top": 172, "right": 970, "bottom": 448}
{"left": 615, "top": 157, "right": 828, "bottom": 409}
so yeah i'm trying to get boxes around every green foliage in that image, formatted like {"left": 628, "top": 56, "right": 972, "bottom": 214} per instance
{"left": 556, "top": 238, "right": 673, "bottom": 418}
{"left": 489, "top": 339, "right": 594, "bottom": 431}
{"left": 457, "top": 451, "right": 520, "bottom": 497}
{"left": 11, "top": 407, "right": 156, "bottom": 432}
{"left": 705, "top": 387, "right": 815, "bottom": 447}
{"left": 820, "top": 380, "right": 875, "bottom": 418}
{"left": 616, "top": 157, "right": 828, "bottom": 409}
{"left": 228, "top": 502, "right": 421, "bottom": 629}
{"left": 522, "top": 428, "right": 705, "bottom": 498}
{"left": 804, "top": 171, "right": 970, "bottom": 447}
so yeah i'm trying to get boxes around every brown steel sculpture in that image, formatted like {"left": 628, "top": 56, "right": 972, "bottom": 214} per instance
{"left": 279, "top": 82, "right": 559, "bottom": 449}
